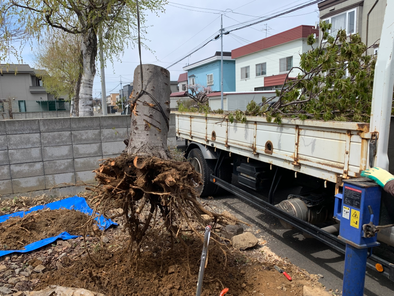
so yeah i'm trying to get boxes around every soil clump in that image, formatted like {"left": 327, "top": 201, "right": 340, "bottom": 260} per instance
{"left": 0, "top": 209, "right": 92, "bottom": 250}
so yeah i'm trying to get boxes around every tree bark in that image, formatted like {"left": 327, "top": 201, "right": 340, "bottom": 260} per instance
{"left": 71, "top": 51, "right": 83, "bottom": 117}
{"left": 127, "top": 64, "right": 171, "bottom": 159}
{"left": 78, "top": 29, "right": 97, "bottom": 117}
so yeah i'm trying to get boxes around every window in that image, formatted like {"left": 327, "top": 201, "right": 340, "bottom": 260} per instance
{"left": 279, "top": 56, "right": 293, "bottom": 72}
{"left": 18, "top": 100, "right": 26, "bottom": 112}
{"left": 207, "top": 74, "right": 213, "bottom": 85}
{"left": 0, "top": 102, "right": 3, "bottom": 112}
{"left": 241, "top": 66, "right": 250, "bottom": 80}
{"left": 323, "top": 9, "right": 356, "bottom": 36}
{"left": 182, "top": 84, "right": 187, "bottom": 91}
{"left": 189, "top": 76, "right": 195, "bottom": 86}
{"left": 256, "top": 63, "right": 266, "bottom": 76}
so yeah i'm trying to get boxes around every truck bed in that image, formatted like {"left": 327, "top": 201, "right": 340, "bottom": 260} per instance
{"left": 174, "top": 111, "right": 371, "bottom": 185}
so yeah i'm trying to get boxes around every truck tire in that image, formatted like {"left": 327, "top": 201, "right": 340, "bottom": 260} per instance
{"left": 187, "top": 148, "right": 217, "bottom": 197}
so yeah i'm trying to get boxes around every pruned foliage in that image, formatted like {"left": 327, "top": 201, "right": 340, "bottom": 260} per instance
{"left": 227, "top": 22, "right": 377, "bottom": 124}
{"left": 264, "top": 22, "right": 376, "bottom": 123}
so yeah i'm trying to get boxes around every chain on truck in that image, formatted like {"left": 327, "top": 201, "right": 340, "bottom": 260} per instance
{"left": 173, "top": 0, "right": 394, "bottom": 285}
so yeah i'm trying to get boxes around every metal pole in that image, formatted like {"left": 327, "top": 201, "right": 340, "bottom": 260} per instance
{"left": 99, "top": 26, "right": 108, "bottom": 116}
{"left": 120, "top": 76, "right": 123, "bottom": 114}
{"left": 220, "top": 14, "right": 224, "bottom": 110}
{"left": 196, "top": 225, "right": 212, "bottom": 296}
{"left": 342, "top": 244, "right": 368, "bottom": 295}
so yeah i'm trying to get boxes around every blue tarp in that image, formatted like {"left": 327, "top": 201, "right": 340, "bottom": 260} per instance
{"left": 0, "top": 196, "right": 117, "bottom": 257}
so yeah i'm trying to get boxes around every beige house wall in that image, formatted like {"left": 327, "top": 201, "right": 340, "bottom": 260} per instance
{"left": 319, "top": 0, "right": 387, "bottom": 55}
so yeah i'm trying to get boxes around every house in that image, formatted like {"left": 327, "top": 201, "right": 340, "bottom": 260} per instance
{"left": 231, "top": 25, "right": 319, "bottom": 92}
{"left": 0, "top": 64, "right": 69, "bottom": 118}
{"left": 106, "top": 93, "right": 119, "bottom": 113}
{"left": 318, "top": 0, "right": 387, "bottom": 55}
{"left": 170, "top": 73, "right": 189, "bottom": 110}
{"left": 183, "top": 52, "right": 236, "bottom": 92}
{"left": 177, "top": 72, "right": 188, "bottom": 92}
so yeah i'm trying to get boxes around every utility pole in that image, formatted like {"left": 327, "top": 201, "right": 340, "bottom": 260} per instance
{"left": 220, "top": 14, "right": 224, "bottom": 110}
{"left": 99, "top": 26, "right": 108, "bottom": 115}
{"left": 120, "top": 76, "right": 123, "bottom": 114}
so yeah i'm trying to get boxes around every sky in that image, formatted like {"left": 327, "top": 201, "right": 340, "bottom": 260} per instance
{"left": 10, "top": 0, "right": 321, "bottom": 98}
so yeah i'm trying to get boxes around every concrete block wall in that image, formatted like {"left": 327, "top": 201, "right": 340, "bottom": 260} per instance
{"left": 0, "top": 116, "right": 130, "bottom": 196}
{"left": 0, "top": 114, "right": 177, "bottom": 197}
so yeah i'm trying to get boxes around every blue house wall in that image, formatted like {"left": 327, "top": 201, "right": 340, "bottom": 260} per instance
{"left": 187, "top": 60, "right": 235, "bottom": 92}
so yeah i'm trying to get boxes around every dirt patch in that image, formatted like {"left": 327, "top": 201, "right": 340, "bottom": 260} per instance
{"left": 34, "top": 235, "right": 305, "bottom": 296}
{"left": 0, "top": 195, "right": 332, "bottom": 296}
{"left": 0, "top": 209, "right": 92, "bottom": 250}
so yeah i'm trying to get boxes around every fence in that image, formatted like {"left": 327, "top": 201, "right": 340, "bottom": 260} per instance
{"left": 0, "top": 114, "right": 177, "bottom": 198}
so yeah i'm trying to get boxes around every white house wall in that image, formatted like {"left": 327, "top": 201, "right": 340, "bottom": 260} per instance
{"left": 235, "top": 40, "right": 304, "bottom": 92}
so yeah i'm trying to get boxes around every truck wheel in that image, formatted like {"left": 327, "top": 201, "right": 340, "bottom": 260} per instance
{"left": 187, "top": 148, "right": 217, "bottom": 197}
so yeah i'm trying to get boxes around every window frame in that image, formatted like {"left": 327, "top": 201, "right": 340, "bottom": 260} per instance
{"left": 241, "top": 66, "right": 250, "bottom": 80}
{"left": 279, "top": 56, "right": 293, "bottom": 72}
{"left": 322, "top": 8, "right": 357, "bottom": 36}
{"left": 189, "top": 76, "right": 195, "bottom": 86}
{"left": 206, "top": 73, "right": 214, "bottom": 86}
{"left": 18, "top": 100, "right": 26, "bottom": 113}
{"left": 255, "top": 62, "right": 267, "bottom": 77}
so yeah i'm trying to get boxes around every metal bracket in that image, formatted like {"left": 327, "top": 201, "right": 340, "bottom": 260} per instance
{"left": 369, "top": 132, "right": 379, "bottom": 168}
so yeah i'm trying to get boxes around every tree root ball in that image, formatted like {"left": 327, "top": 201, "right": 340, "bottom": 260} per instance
{"left": 89, "top": 154, "right": 234, "bottom": 249}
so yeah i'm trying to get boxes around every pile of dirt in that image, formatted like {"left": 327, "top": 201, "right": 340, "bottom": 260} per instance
{"left": 0, "top": 195, "right": 331, "bottom": 296}
{"left": 0, "top": 209, "right": 93, "bottom": 250}
{"left": 33, "top": 234, "right": 304, "bottom": 296}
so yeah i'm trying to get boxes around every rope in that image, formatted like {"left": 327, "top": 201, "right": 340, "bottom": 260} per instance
{"left": 134, "top": 0, "right": 169, "bottom": 130}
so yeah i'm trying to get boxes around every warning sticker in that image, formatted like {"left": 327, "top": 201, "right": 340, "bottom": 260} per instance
{"left": 343, "top": 206, "right": 350, "bottom": 220}
{"left": 350, "top": 209, "right": 360, "bottom": 229}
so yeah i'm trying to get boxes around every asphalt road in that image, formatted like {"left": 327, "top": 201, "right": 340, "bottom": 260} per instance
{"left": 201, "top": 190, "right": 394, "bottom": 296}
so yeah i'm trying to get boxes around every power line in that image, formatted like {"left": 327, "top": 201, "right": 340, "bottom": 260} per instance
{"left": 168, "top": 3, "right": 221, "bottom": 15}
{"left": 169, "top": 2, "right": 224, "bottom": 12}
{"left": 166, "top": 0, "right": 323, "bottom": 69}
{"left": 226, "top": 0, "right": 323, "bottom": 34}
{"left": 159, "top": 15, "right": 221, "bottom": 61}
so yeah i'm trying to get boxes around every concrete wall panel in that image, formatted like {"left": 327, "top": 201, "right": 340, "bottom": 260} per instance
{"left": 5, "top": 120, "right": 40, "bottom": 134}
{"left": 40, "top": 118, "right": 71, "bottom": 132}
{"left": 75, "top": 171, "right": 96, "bottom": 184}
{"left": 11, "top": 161, "right": 44, "bottom": 179}
{"left": 12, "top": 176, "right": 46, "bottom": 193}
{"left": 72, "top": 130, "right": 101, "bottom": 144}
{"left": 0, "top": 135, "right": 7, "bottom": 150}
{"left": 102, "top": 142, "right": 124, "bottom": 156}
{"left": 74, "top": 156, "right": 102, "bottom": 172}
{"left": 42, "top": 145, "right": 73, "bottom": 161}
{"left": 0, "top": 151, "right": 9, "bottom": 165}
{"left": 44, "top": 159, "right": 74, "bottom": 175}
{"left": 71, "top": 117, "right": 100, "bottom": 131}
{"left": 0, "top": 165, "right": 10, "bottom": 180}
{"left": 100, "top": 116, "right": 129, "bottom": 129}
{"left": 41, "top": 131, "right": 72, "bottom": 146}
{"left": 9, "top": 148, "right": 42, "bottom": 164}
{"left": 8, "top": 133, "right": 41, "bottom": 149}
{"left": 0, "top": 115, "right": 175, "bottom": 196}
{"left": 45, "top": 173, "right": 75, "bottom": 188}
{"left": 0, "top": 180, "right": 13, "bottom": 194}
{"left": 101, "top": 128, "right": 127, "bottom": 142}
{"left": 73, "top": 143, "right": 102, "bottom": 158}
{"left": 0, "top": 121, "right": 5, "bottom": 135}
{"left": 10, "top": 162, "right": 44, "bottom": 178}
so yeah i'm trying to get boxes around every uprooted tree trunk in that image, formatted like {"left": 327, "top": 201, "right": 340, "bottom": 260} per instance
{"left": 90, "top": 64, "right": 241, "bottom": 254}
{"left": 127, "top": 64, "right": 171, "bottom": 159}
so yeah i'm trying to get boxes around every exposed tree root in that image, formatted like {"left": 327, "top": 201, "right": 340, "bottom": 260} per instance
{"left": 89, "top": 153, "right": 242, "bottom": 254}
